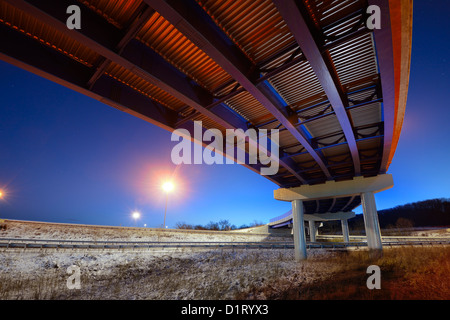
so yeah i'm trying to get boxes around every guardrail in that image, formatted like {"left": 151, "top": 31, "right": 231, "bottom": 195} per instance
{"left": 269, "top": 211, "right": 292, "bottom": 224}
{"left": 0, "top": 238, "right": 294, "bottom": 250}
{"left": 0, "top": 237, "right": 449, "bottom": 251}
{"left": 318, "top": 235, "right": 450, "bottom": 242}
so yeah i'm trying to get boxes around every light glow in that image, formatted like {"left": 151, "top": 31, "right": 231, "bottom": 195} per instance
{"left": 132, "top": 211, "right": 141, "bottom": 220}
{"left": 162, "top": 181, "right": 175, "bottom": 193}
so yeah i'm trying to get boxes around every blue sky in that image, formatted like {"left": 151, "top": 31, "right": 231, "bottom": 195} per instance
{"left": 0, "top": 0, "right": 449, "bottom": 227}
{"left": 0, "top": 66, "right": 288, "bottom": 227}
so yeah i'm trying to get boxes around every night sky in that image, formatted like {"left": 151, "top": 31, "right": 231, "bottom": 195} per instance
{"left": 0, "top": 0, "right": 449, "bottom": 228}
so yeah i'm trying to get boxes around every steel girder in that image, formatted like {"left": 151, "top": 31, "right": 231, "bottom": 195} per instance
{"left": 272, "top": 0, "right": 362, "bottom": 176}
{"left": 3, "top": 0, "right": 305, "bottom": 185}
{"left": 144, "top": 0, "right": 333, "bottom": 181}
{"left": 368, "top": 0, "right": 396, "bottom": 173}
{"left": 0, "top": 20, "right": 282, "bottom": 185}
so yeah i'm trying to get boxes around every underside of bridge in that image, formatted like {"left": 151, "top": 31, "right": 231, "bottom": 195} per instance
{"left": 0, "top": 0, "right": 412, "bottom": 260}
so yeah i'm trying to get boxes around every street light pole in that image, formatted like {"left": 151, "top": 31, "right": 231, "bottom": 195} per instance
{"left": 163, "top": 192, "right": 168, "bottom": 228}
{"left": 162, "top": 181, "right": 174, "bottom": 229}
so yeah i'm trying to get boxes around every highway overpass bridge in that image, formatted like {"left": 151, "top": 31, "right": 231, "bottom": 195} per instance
{"left": 0, "top": 0, "right": 412, "bottom": 260}
{"left": 269, "top": 208, "right": 356, "bottom": 242}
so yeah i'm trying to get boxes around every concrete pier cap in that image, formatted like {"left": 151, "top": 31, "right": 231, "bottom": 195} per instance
{"left": 274, "top": 174, "right": 394, "bottom": 202}
{"left": 274, "top": 174, "right": 394, "bottom": 261}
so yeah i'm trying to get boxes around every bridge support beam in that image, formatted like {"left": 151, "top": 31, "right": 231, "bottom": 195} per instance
{"left": 292, "top": 199, "right": 307, "bottom": 261}
{"left": 361, "top": 191, "right": 383, "bottom": 255}
{"left": 341, "top": 219, "right": 350, "bottom": 243}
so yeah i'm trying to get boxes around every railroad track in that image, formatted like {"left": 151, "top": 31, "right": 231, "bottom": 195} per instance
{"left": 0, "top": 237, "right": 449, "bottom": 251}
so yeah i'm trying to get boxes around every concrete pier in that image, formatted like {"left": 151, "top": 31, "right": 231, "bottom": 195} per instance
{"left": 361, "top": 191, "right": 383, "bottom": 254}
{"left": 292, "top": 199, "right": 307, "bottom": 261}
{"left": 341, "top": 219, "right": 350, "bottom": 243}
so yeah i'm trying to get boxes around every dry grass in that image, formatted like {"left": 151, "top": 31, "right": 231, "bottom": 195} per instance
{"left": 237, "top": 246, "right": 450, "bottom": 300}
{"left": 0, "top": 249, "right": 307, "bottom": 300}
{"left": 1, "top": 219, "right": 448, "bottom": 300}
{"left": 0, "top": 219, "right": 288, "bottom": 243}
{"left": 1, "top": 247, "right": 448, "bottom": 300}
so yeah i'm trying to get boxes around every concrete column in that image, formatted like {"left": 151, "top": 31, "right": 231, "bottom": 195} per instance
{"left": 292, "top": 199, "right": 307, "bottom": 261}
{"left": 361, "top": 191, "right": 383, "bottom": 253}
{"left": 308, "top": 220, "right": 317, "bottom": 242}
{"left": 341, "top": 219, "right": 350, "bottom": 243}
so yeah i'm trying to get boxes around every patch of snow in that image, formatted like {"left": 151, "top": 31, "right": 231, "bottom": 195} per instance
{"left": 0, "top": 220, "right": 333, "bottom": 300}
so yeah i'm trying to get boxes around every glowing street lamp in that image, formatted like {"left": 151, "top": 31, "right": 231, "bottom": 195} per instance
{"left": 162, "top": 181, "right": 175, "bottom": 228}
{"left": 132, "top": 211, "right": 141, "bottom": 226}
{"left": 162, "top": 181, "right": 174, "bottom": 193}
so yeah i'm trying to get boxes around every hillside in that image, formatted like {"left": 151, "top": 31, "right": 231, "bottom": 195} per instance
{"left": 322, "top": 198, "right": 450, "bottom": 233}
{"left": 376, "top": 198, "right": 450, "bottom": 228}
{"left": 0, "top": 219, "right": 291, "bottom": 242}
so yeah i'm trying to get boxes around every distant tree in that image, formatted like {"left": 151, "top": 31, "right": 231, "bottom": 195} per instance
{"left": 175, "top": 222, "right": 193, "bottom": 229}
{"left": 348, "top": 198, "right": 450, "bottom": 232}
{"left": 249, "top": 220, "right": 264, "bottom": 227}
{"left": 350, "top": 218, "right": 365, "bottom": 234}
{"left": 175, "top": 220, "right": 240, "bottom": 231}
{"left": 395, "top": 217, "right": 414, "bottom": 229}
{"left": 205, "top": 221, "right": 220, "bottom": 230}
{"left": 321, "top": 220, "right": 341, "bottom": 234}
{"left": 218, "top": 219, "right": 231, "bottom": 231}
